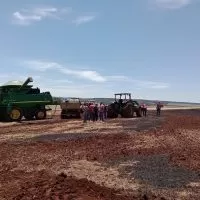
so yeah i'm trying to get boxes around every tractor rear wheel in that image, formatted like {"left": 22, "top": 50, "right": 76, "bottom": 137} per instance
{"left": 35, "top": 110, "right": 46, "bottom": 120}
{"left": 121, "top": 104, "right": 134, "bottom": 118}
{"left": 8, "top": 107, "right": 23, "bottom": 122}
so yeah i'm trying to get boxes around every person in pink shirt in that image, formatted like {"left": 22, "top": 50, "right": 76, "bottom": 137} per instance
{"left": 141, "top": 103, "right": 147, "bottom": 117}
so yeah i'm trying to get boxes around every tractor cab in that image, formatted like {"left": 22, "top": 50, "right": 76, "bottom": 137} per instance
{"left": 114, "top": 93, "right": 132, "bottom": 105}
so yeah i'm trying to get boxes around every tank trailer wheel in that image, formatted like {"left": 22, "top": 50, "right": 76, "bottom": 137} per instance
{"left": 35, "top": 110, "right": 46, "bottom": 120}
{"left": 61, "top": 110, "right": 67, "bottom": 119}
{"left": 9, "top": 107, "right": 23, "bottom": 122}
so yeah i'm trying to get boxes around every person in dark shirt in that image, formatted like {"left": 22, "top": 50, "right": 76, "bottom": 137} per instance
{"left": 89, "top": 103, "right": 95, "bottom": 122}
{"left": 156, "top": 102, "right": 162, "bottom": 116}
{"left": 104, "top": 105, "right": 108, "bottom": 119}
{"left": 94, "top": 104, "right": 99, "bottom": 121}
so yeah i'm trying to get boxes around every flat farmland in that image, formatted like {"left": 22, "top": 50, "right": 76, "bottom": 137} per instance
{"left": 45, "top": 104, "right": 200, "bottom": 117}
{"left": 0, "top": 109, "right": 200, "bottom": 199}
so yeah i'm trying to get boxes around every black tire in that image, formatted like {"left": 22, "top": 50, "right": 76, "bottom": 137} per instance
{"left": 35, "top": 110, "right": 46, "bottom": 120}
{"left": 121, "top": 104, "right": 134, "bottom": 118}
{"left": 61, "top": 110, "right": 67, "bottom": 119}
{"left": 8, "top": 107, "right": 23, "bottom": 122}
{"left": 136, "top": 108, "right": 142, "bottom": 117}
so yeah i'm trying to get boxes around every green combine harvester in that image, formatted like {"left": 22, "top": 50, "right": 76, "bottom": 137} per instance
{"left": 0, "top": 77, "right": 53, "bottom": 122}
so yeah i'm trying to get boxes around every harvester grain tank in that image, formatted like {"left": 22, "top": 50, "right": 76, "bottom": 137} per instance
{"left": 0, "top": 77, "right": 53, "bottom": 121}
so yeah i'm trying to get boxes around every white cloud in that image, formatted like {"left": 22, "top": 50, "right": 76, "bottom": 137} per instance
{"left": 59, "top": 68, "right": 105, "bottom": 82}
{"left": 151, "top": 0, "right": 193, "bottom": 9}
{"left": 23, "top": 60, "right": 60, "bottom": 71}
{"left": 105, "top": 75, "right": 130, "bottom": 81}
{"left": 23, "top": 60, "right": 106, "bottom": 82}
{"left": 72, "top": 15, "right": 96, "bottom": 25}
{"left": 11, "top": 6, "right": 97, "bottom": 26}
{"left": 22, "top": 60, "right": 170, "bottom": 88}
{"left": 105, "top": 75, "right": 170, "bottom": 89}
{"left": 12, "top": 6, "right": 72, "bottom": 25}
{"left": 132, "top": 80, "right": 170, "bottom": 89}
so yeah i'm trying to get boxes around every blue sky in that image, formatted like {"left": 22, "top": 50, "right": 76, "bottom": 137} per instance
{"left": 0, "top": 0, "right": 200, "bottom": 102}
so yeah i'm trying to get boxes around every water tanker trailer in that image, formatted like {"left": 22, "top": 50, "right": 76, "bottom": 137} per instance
{"left": 0, "top": 77, "right": 53, "bottom": 121}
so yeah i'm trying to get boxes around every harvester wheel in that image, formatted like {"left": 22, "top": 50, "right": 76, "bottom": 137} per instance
{"left": 121, "top": 104, "right": 134, "bottom": 118}
{"left": 9, "top": 107, "right": 23, "bottom": 122}
{"left": 35, "top": 110, "right": 46, "bottom": 120}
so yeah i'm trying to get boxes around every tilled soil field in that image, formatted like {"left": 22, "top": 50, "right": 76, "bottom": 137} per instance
{"left": 0, "top": 109, "right": 200, "bottom": 199}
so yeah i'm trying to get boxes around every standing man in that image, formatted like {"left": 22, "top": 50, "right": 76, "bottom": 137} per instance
{"left": 99, "top": 103, "right": 105, "bottom": 121}
{"left": 104, "top": 104, "right": 108, "bottom": 120}
{"left": 94, "top": 104, "right": 99, "bottom": 121}
{"left": 156, "top": 102, "right": 162, "bottom": 116}
{"left": 142, "top": 103, "right": 147, "bottom": 117}
{"left": 82, "top": 103, "right": 89, "bottom": 123}
{"left": 141, "top": 103, "right": 144, "bottom": 116}
{"left": 89, "top": 103, "right": 95, "bottom": 122}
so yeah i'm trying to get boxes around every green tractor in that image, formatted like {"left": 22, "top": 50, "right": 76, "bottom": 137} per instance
{"left": 107, "top": 93, "right": 142, "bottom": 118}
{"left": 0, "top": 77, "right": 53, "bottom": 122}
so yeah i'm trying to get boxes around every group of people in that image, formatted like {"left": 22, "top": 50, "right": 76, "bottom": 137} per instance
{"left": 80, "top": 101, "right": 163, "bottom": 123}
{"left": 141, "top": 102, "right": 163, "bottom": 117}
{"left": 80, "top": 102, "right": 108, "bottom": 123}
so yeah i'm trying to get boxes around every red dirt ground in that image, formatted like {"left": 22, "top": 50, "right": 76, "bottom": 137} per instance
{"left": 0, "top": 109, "right": 200, "bottom": 200}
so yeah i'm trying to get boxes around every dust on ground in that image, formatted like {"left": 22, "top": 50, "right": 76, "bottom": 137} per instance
{"left": 0, "top": 109, "right": 200, "bottom": 199}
